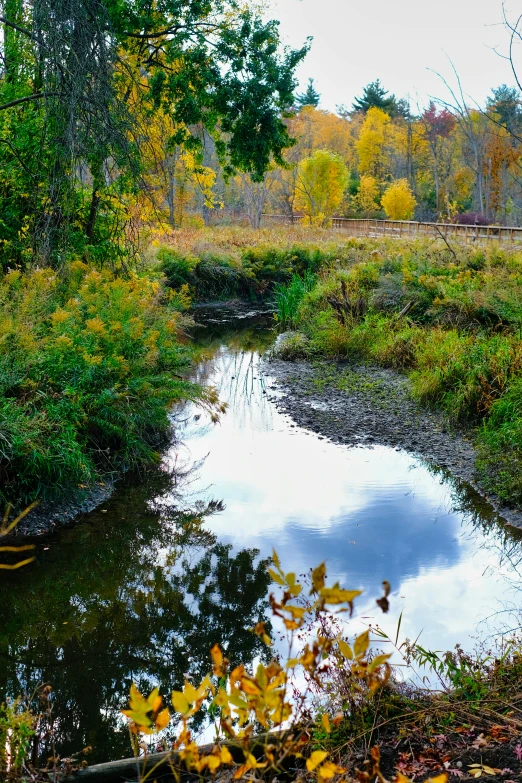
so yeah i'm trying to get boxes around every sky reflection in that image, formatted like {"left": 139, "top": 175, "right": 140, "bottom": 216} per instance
{"left": 168, "top": 335, "right": 522, "bottom": 654}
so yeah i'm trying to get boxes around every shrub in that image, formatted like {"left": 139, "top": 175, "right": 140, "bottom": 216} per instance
{"left": 0, "top": 263, "right": 214, "bottom": 504}
{"left": 381, "top": 179, "right": 416, "bottom": 220}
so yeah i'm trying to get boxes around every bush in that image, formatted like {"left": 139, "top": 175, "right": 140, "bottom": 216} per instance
{"left": 0, "top": 263, "right": 213, "bottom": 505}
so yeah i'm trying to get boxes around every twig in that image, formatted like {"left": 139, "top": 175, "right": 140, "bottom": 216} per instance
{"left": 433, "top": 224, "right": 458, "bottom": 260}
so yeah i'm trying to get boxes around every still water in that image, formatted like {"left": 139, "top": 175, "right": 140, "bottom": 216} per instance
{"left": 1, "top": 307, "right": 522, "bottom": 763}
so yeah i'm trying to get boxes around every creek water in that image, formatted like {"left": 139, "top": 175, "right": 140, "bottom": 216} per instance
{"left": 1, "top": 305, "right": 522, "bottom": 763}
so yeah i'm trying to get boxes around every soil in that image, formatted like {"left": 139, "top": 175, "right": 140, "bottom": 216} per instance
{"left": 262, "top": 356, "right": 522, "bottom": 531}
{"left": 9, "top": 480, "right": 115, "bottom": 538}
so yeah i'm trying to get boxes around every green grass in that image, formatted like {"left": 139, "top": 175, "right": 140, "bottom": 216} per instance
{"left": 278, "top": 239, "right": 522, "bottom": 504}
{"left": 274, "top": 270, "right": 317, "bottom": 329}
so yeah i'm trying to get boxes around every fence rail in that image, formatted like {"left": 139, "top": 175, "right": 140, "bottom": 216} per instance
{"left": 261, "top": 215, "right": 522, "bottom": 244}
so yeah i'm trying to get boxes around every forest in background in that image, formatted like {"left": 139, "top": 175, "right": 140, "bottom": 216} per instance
{"left": 206, "top": 80, "right": 522, "bottom": 229}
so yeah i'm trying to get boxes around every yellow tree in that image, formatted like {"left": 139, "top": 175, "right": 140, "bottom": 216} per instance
{"left": 294, "top": 149, "right": 349, "bottom": 226}
{"left": 270, "top": 106, "right": 355, "bottom": 217}
{"left": 356, "top": 107, "right": 392, "bottom": 180}
{"left": 381, "top": 178, "right": 416, "bottom": 220}
{"left": 357, "top": 175, "right": 380, "bottom": 215}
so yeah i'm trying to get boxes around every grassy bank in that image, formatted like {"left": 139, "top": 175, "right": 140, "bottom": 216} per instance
{"left": 146, "top": 226, "right": 355, "bottom": 301}
{"left": 271, "top": 236, "right": 522, "bottom": 505}
{"left": 0, "top": 261, "right": 214, "bottom": 506}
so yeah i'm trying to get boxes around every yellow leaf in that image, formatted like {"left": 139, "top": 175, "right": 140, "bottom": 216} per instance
{"left": 220, "top": 746, "right": 233, "bottom": 764}
{"left": 369, "top": 653, "right": 392, "bottom": 672}
{"left": 318, "top": 761, "right": 345, "bottom": 778}
{"left": 253, "top": 622, "right": 272, "bottom": 646}
{"left": 332, "top": 712, "right": 343, "bottom": 728}
{"left": 395, "top": 773, "right": 412, "bottom": 783}
{"left": 171, "top": 691, "right": 190, "bottom": 715}
{"left": 322, "top": 713, "right": 331, "bottom": 734}
{"left": 286, "top": 604, "right": 307, "bottom": 619}
{"left": 154, "top": 708, "right": 170, "bottom": 731}
{"left": 354, "top": 629, "right": 370, "bottom": 658}
{"left": 245, "top": 752, "right": 267, "bottom": 770}
{"left": 272, "top": 549, "right": 281, "bottom": 570}
{"left": 320, "top": 585, "right": 362, "bottom": 605}
{"left": 121, "top": 709, "right": 152, "bottom": 728}
{"left": 240, "top": 677, "right": 261, "bottom": 696}
{"left": 311, "top": 562, "right": 326, "bottom": 593}
{"left": 306, "top": 751, "right": 328, "bottom": 772}
{"left": 210, "top": 643, "right": 225, "bottom": 676}
{"left": 338, "top": 640, "right": 353, "bottom": 660}
{"left": 427, "top": 776, "right": 448, "bottom": 783}
{"left": 268, "top": 568, "right": 286, "bottom": 586}
{"left": 183, "top": 682, "right": 199, "bottom": 703}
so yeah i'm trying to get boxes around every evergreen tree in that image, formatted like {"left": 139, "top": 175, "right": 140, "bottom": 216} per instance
{"left": 296, "top": 78, "right": 320, "bottom": 108}
{"left": 352, "top": 80, "right": 397, "bottom": 116}
{"left": 488, "top": 85, "right": 522, "bottom": 134}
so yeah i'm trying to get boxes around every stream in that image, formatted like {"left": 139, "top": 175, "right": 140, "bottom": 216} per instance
{"left": 1, "top": 305, "right": 522, "bottom": 764}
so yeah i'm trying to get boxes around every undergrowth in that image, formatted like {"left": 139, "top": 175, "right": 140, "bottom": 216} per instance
{"left": 0, "top": 262, "right": 218, "bottom": 506}
{"left": 270, "top": 236, "right": 522, "bottom": 505}
{"left": 146, "top": 226, "right": 372, "bottom": 301}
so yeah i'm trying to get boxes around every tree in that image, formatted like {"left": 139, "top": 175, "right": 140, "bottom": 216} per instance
{"left": 295, "top": 78, "right": 320, "bottom": 108}
{"left": 487, "top": 85, "right": 522, "bottom": 134}
{"left": 352, "top": 80, "right": 397, "bottom": 116}
{"left": 357, "top": 175, "right": 380, "bottom": 214}
{"left": 294, "top": 149, "right": 348, "bottom": 225}
{"left": 356, "top": 107, "right": 392, "bottom": 179}
{"left": 381, "top": 178, "right": 416, "bottom": 220}
{"left": 237, "top": 170, "right": 277, "bottom": 228}
{"left": 0, "top": 0, "right": 309, "bottom": 264}
{"left": 421, "top": 102, "right": 456, "bottom": 216}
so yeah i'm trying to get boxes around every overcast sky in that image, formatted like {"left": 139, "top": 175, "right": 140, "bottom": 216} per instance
{"left": 270, "top": 0, "right": 522, "bottom": 113}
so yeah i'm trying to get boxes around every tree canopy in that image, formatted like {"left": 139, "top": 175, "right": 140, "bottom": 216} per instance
{"left": 0, "top": 0, "right": 308, "bottom": 265}
{"left": 352, "top": 80, "right": 398, "bottom": 115}
{"left": 295, "top": 78, "right": 320, "bottom": 109}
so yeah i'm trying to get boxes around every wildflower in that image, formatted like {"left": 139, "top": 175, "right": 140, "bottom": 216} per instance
{"left": 51, "top": 308, "right": 71, "bottom": 325}
{"left": 85, "top": 317, "right": 107, "bottom": 336}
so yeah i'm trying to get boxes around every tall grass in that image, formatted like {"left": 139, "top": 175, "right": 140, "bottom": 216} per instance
{"left": 274, "top": 271, "right": 317, "bottom": 330}
{"left": 278, "top": 239, "right": 522, "bottom": 504}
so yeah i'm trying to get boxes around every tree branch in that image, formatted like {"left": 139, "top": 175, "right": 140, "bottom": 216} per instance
{"left": 0, "top": 15, "right": 39, "bottom": 43}
{"left": 0, "top": 93, "right": 51, "bottom": 111}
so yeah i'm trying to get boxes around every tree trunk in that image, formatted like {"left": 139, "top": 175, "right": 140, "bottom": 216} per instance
{"left": 85, "top": 186, "right": 100, "bottom": 242}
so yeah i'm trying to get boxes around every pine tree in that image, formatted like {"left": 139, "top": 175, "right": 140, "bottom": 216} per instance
{"left": 352, "top": 80, "right": 397, "bottom": 116}
{"left": 296, "top": 78, "right": 320, "bottom": 109}
{"left": 487, "top": 85, "right": 522, "bottom": 133}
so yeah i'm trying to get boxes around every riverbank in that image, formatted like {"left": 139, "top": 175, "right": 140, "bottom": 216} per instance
{"left": 0, "top": 262, "right": 214, "bottom": 517}
{"left": 263, "top": 355, "right": 522, "bottom": 528}
{"left": 268, "top": 238, "right": 522, "bottom": 510}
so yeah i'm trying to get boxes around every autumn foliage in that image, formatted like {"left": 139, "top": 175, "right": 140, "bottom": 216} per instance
{"left": 294, "top": 150, "right": 349, "bottom": 226}
{"left": 121, "top": 550, "right": 398, "bottom": 782}
{"left": 381, "top": 179, "right": 417, "bottom": 220}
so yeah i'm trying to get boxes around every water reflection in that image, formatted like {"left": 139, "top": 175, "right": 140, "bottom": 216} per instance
{"left": 1, "top": 310, "right": 522, "bottom": 764}
{"left": 170, "top": 313, "right": 522, "bottom": 656}
{"left": 0, "top": 469, "right": 271, "bottom": 763}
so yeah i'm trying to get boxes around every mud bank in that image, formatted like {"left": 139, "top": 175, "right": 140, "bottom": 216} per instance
{"left": 262, "top": 357, "right": 522, "bottom": 529}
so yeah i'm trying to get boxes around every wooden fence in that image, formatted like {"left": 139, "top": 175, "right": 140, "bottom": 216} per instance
{"left": 261, "top": 215, "right": 522, "bottom": 244}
